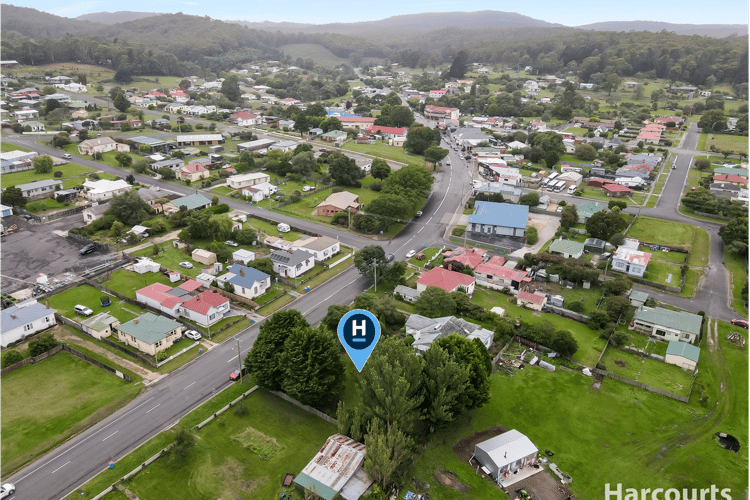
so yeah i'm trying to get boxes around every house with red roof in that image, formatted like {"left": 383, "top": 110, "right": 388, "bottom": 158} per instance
{"left": 147, "top": 90, "right": 167, "bottom": 98}
{"left": 636, "top": 130, "right": 661, "bottom": 144}
{"left": 280, "top": 97, "right": 300, "bottom": 106}
{"left": 365, "top": 125, "right": 407, "bottom": 139}
{"left": 714, "top": 174, "right": 748, "bottom": 186}
{"left": 474, "top": 263, "right": 530, "bottom": 291}
{"left": 517, "top": 291, "right": 547, "bottom": 311}
{"left": 136, "top": 283, "right": 187, "bottom": 317}
{"left": 176, "top": 162, "right": 210, "bottom": 182}
{"left": 442, "top": 247, "right": 486, "bottom": 270}
{"left": 654, "top": 116, "right": 682, "bottom": 127}
{"left": 228, "top": 110, "right": 259, "bottom": 126}
{"left": 602, "top": 183, "right": 633, "bottom": 197}
{"left": 416, "top": 267, "right": 475, "bottom": 295}
{"left": 587, "top": 177, "right": 607, "bottom": 188}
{"left": 180, "top": 290, "right": 230, "bottom": 327}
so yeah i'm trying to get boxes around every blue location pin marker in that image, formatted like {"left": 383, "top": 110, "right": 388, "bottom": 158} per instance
{"left": 338, "top": 309, "right": 381, "bottom": 372}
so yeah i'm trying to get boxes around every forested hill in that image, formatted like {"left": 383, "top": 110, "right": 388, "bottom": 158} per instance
{"left": 577, "top": 21, "right": 746, "bottom": 38}
{"left": 76, "top": 11, "right": 162, "bottom": 24}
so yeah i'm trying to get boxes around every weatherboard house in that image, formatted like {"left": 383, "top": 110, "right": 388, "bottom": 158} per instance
{"left": 472, "top": 429, "right": 540, "bottom": 486}
{"left": 294, "top": 434, "right": 372, "bottom": 500}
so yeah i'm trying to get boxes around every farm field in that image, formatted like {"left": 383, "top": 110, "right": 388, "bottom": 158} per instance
{"left": 280, "top": 44, "right": 349, "bottom": 67}
{"left": 700, "top": 133, "right": 749, "bottom": 155}
{"left": 1, "top": 350, "right": 141, "bottom": 476}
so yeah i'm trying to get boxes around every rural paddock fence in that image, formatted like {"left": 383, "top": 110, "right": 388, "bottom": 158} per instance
{"left": 0, "top": 343, "right": 131, "bottom": 382}
{"left": 592, "top": 368, "right": 690, "bottom": 403}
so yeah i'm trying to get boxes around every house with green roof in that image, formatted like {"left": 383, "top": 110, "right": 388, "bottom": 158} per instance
{"left": 628, "top": 290, "right": 649, "bottom": 308}
{"left": 576, "top": 201, "right": 607, "bottom": 223}
{"left": 632, "top": 306, "right": 703, "bottom": 345}
{"left": 713, "top": 167, "right": 748, "bottom": 178}
{"left": 80, "top": 312, "right": 120, "bottom": 340}
{"left": 116, "top": 313, "right": 182, "bottom": 355}
{"left": 665, "top": 340, "right": 700, "bottom": 371}
{"left": 167, "top": 193, "right": 212, "bottom": 212}
{"left": 321, "top": 130, "right": 347, "bottom": 142}
{"left": 548, "top": 238, "right": 584, "bottom": 259}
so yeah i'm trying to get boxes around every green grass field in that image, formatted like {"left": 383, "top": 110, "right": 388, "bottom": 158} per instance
{"left": 724, "top": 249, "right": 748, "bottom": 315}
{"left": 129, "top": 244, "right": 202, "bottom": 277}
{"left": 48, "top": 284, "right": 146, "bottom": 322}
{"left": 627, "top": 216, "right": 701, "bottom": 248}
{"left": 1, "top": 351, "right": 141, "bottom": 476}
{"left": 1, "top": 142, "right": 31, "bottom": 152}
{"left": 343, "top": 141, "right": 426, "bottom": 167}
{"left": 1, "top": 162, "right": 95, "bottom": 188}
{"left": 703, "top": 133, "right": 748, "bottom": 155}
{"left": 102, "top": 268, "right": 175, "bottom": 299}
{"left": 122, "top": 388, "right": 336, "bottom": 500}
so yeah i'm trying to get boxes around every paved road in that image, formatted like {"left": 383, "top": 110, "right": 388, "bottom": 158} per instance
{"left": 3, "top": 123, "right": 476, "bottom": 500}
{"left": 3, "top": 115, "right": 738, "bottom": 499}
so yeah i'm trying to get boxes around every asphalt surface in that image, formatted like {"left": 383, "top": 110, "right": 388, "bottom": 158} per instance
{"left": 2, "top": 105, "right": 740, "bottom": 499}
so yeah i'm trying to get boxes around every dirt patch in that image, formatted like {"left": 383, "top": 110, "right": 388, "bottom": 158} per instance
{"left": 614, "top": 359, "right": 628, "bottom": 367}
{"left": 433, "top": 469, "right": 469, "bottom": 493}
{"left": 453, "top": 425, "right": 508, "bottom": 462}
{"left": 217, "top": 457, "right": 259, "bottom": 500}
{"left": 53, "top": 325, "right": 160, "bottom": 382}
{"left": 511, "top": 469, "right": 571, "bottom": 500}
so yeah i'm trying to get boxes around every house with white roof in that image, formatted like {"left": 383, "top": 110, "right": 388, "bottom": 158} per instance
{"left": 612, "top": 239, "right": 651, "bottom": 278}
{"left": 405, "top": 315, "right": 493, "bottom": 353}
{"left": 81, "top": 179, "right": 132, "bottom": 202}
{"left": 472, "top": 430, "right": 540, "bottom": 486}
{"left": 227, "top": 172, "right": 271, "bottom": 190}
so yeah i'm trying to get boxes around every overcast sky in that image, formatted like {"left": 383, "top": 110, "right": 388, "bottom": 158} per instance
{"left": 12, "top": 0, "right": 750, "bottom": 25}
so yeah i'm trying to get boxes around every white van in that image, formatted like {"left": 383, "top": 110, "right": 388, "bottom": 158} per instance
{"left": 567, "top": 185, "right": 577, "bottom": 195}
{"left": 277, "top": 223, "right": 290, "bottom": 233}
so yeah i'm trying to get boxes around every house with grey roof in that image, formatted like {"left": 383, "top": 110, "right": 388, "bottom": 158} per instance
{"left": 216, "top": 264, "right": 271, "bottom": 300}
{"left": 13, "top": 179, "right": 62, "bottom": 201}
{"left": 150, "top": 158, "right": 184, "bottom": 172}
{"left": 1, "top": 299, "right": 57, "bottom": 347}
{"left": 632, "top": 306, "right": 703, "bottom": 345}
{"left": 269, "top": 249, "right": 315, "bottom": 279}
{"left": 394, "top": 285, "right": 421, "bottom": 303}
{"left": 82, "top": 202, "right": 110, "bottom": 225}
{"left": 116, "top": 313, "right": 182, "bottom": 356}
{"left": 405, "top": 314, "right": 493, "bottom": 353}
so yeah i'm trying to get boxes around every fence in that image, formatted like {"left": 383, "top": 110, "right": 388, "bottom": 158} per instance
{"left": 448, "top": 235, "right": 513, "bottom": 255}
{"left": 606, "top": 271, "right": 684, "bottom": 294}
{"left": 591, "top": 368, "right": 690, "bottom": 403}
{"left": 271, "top": 391, "right": 338, "bottom": 426}
{"left": 544, "top": 304, "right": 591, "bottom": 324}
{"left": 208, "top": 285, "right": 259, "bottom": 309}
{"left": 493, "top": 335, "right": 517, "bottom": 365}
{"left": 195, "top": 385, "right": 259, "bottom": 429}
{"left": 67, "top": 231, "right": 112, "bottom": 252}
{"left": 248, "top": 213, "right": 320, "bottom": 238}
{"left": 156, "top": 341, "right": 199, "bottom": 367}
{"left": 1, "top": 344, "right": 131, "bottom": 381}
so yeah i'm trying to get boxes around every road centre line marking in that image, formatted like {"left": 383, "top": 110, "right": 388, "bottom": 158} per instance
{"left": 51, "top": 461, "right": 70, "bottom": 474}
{"left": 102, "top": 431, "right": 118, "bottom": 442}
{"left": 146, "top": 404, "right": 160, "bottom": 414}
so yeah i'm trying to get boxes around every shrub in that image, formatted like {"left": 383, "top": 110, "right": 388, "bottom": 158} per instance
{"left": 53, "top": 171, "right": 63, "bottom": 178}
{"left": 233, "top": 403, "right": 249, "bottom": 417}
{"left": 526, "top": 226, "right": 538, "bottom": 245}
{"left": 451, "top": 226, "right": 465, "bottom": 237}
{"left": 28, "top": 332, "right": 59, "bottom": 357}
{"left": 1, "top": 349, "right": 23, "bottom": 368}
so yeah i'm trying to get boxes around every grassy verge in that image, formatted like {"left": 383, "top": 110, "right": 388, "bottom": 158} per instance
{"left": 1, "top": 350, "right": 142, "bottom": 476}
{"left": 724, "top": 249, "right": 748, "bottom": 315}
{"left": 257, "top": 294, "right": 295, "bottom": 316}
{"left": 292, "top": 259, "right": 354, "bottom": 293}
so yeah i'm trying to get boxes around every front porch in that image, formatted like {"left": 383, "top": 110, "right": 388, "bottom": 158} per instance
{"left": 497, "top": 463, "right": 544, "bottom": 488}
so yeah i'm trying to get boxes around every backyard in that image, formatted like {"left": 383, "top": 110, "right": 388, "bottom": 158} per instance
{"left": 48, "top": 284, "right": 147, "bottom": 322}
{"left": 1, "top": 350, "right": 141, "bottom": 476}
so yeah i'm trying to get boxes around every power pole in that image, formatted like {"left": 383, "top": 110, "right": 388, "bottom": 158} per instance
{"left": 371, "top": 258, "right": 378, "bottom": 293}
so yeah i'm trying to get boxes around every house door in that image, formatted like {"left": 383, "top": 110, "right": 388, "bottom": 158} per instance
{"left": 512, "top": 459, "right": 522, "bottom": 471}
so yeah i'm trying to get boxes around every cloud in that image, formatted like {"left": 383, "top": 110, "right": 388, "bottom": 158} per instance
{"left": 164, "top": 0, "right": 199, "bottom": 5}
{"left": 48, "top": 0, "right": 103, "bottom": 16}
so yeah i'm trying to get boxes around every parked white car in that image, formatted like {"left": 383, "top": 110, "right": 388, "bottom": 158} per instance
{"left": 1, "top": 483, "right": 16, "bottom": 499}
{"left": 184, "top": 330, "right": 201, "bottom": 341}
{"left": 179, "top": 261, "right": 194, "bottom": 269}
{"left": 406, "top": 250, "right": 417, "bottom": 258}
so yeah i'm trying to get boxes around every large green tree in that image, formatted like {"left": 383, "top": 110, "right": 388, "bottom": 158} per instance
{"left": 414, "top": 286, "right": 456, "bottom": 318}
{"left": 371, "top": 159, "right": 391, "bottom": 180}
{"left": 280, "top": 327, "right": 345, "bottom": 408}
{"left": 353, "top": 245, "right": 389, "bottom": 281}
{"left": 356, "top": 336, "right": 424, "bottom": 433}
{"left": 329, "top": 155, "right": 363, "bottom": 186}
{"left": 719, "top": 216, "right": 748, "bottom": 256}
{"left": 245, "top": 310, "right": 309, "bottom": 391}
{"left": 424, "top": 146, "right": 449, "bottom": 164}
{"left": 363, "top": 418, "right": 414, "bottom": 491}
{"left": 113, "top": 92, "right": 130, "bottom": 113}
{"left": 1, "top": 187, "right": 26, "bottom": 207}
{"left": 365, "top": 194, "right": 412, "bottom": 222}
{"left": 434, "top": 334, "right": 492, "bottom": 411}
{"left": 322, "top": 304, "right": 350, "bottom": 332}
{"left": 421, "top": 344, "right": 470, "bottom": 431}
{"left": 221, "top": 75, "right": 242, "bottom": 102}
{"left": 33, "top": 155, "right": 53, "bottom": 174}
{"left": 698, "top": 109, "right": 727, "bottom": 132}
{"left": 585, "top": 210, "right": 628, "bottom": 240}
{"left": 106, "top": 190, "right": 153, "bottom": 226}
{"left": 404, "top": 126, "right": 440, "bottom": 155}
{"left": 449, "top": 50, "right": 469, "bottom": 79}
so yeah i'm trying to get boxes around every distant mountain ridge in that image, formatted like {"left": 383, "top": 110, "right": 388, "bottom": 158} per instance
{"left": 577, "top": 20, "right": 746, "bottom": 38}
{"left": 76, "top": 11, "right": 162, "bottom": 24}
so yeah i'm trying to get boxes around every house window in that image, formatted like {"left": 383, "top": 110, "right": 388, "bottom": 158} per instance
{"left": 241, "top": 287, "right": 246, "bottom": 294}
{"left": 24, "top": 323, "right": 32, "bottom": 331}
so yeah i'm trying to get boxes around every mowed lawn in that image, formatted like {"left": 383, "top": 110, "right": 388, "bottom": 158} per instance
{"left": 1, "top": 162, "right": 95, "bottom": 187}
{"left": 48, "top": 284, "right": 146, "bottom": 322}
{"left": 103, "top": 268, "right": 175, "bottom": 299}
{"left": 626, "top": 216, "right": 703, "bottom": 248}
{"left": 124, "top": 389, "right": 336, "bottom": 500}
{"left": 1, "top": 351, "right": 141, "bottom": 476}
{"left": 405, "top": 338, "right": 747, "bottom": 500}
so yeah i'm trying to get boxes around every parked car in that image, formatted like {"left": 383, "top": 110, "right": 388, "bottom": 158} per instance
{"left": 386, "top": 253, "right": 395, "bottom": 262}
{"left": 406, "top": 250, "right": 417, "bottom": 258}
{"left": 277, "top": 223, "right": 290, "bottom": 233}
{"left": 79, "top": 243, "right": 96, "bottom": 255}
{"left": 224, "top": 240, "right": 239, "bottom": 247}
{"left": 179, "top": 261, "right": 193, "bottom": 269}
{"left": 302, "top": 185, "right": 312, "bottom": 192}
{"left": 1, "top": 483, "right": 16, "bottom": 499}
{"left": 230, "top": 366, "right": 248, "bottom": 381}
{"left": 184, "top": 330, "right": 201, "bottom": 341}
{"left": 415, "top": 211, "right": 423, "bottom": 218}
{"left": 731, "top": 319, "right": 748, "bottom": 329}
{"left": 74, "top": 304, "right": 93, "bottom": 316}
{"left": 62, "top": 153, "right": 72, "bottom": 159}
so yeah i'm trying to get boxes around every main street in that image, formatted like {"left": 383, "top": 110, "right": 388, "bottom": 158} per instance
{"left": 2, "top": 113, "right": 736, "bottom": 499}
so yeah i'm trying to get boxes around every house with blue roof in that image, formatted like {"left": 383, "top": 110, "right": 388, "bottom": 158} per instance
{"left": 467, "top": 201, "right": 528, "bottom": 238}
{"left": 1, "top": 299, "right": 57, "bottom": 347}
{"left": 215, "top": 264, "right": 271, "bottom": 300}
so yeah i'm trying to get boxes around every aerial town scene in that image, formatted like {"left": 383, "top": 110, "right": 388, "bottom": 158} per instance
{"left": 0, "top": 0, "right": 747, "bottom": 499}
